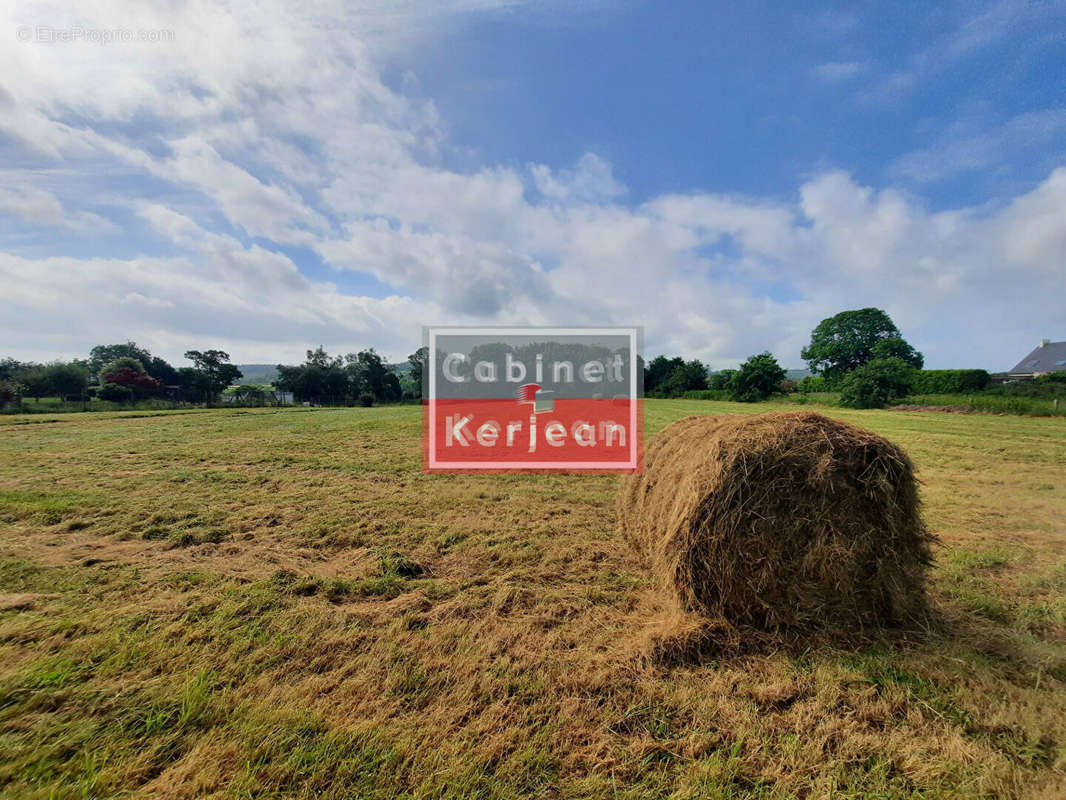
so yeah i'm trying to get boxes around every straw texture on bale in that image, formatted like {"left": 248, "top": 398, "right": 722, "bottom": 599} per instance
{"left": 619, "top": 412, "right": 934, "bottom": 632}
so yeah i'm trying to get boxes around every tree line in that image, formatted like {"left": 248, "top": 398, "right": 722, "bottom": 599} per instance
{"left": 1, "top": 307, "right": 1023, "bottom": 412}
{"left": 0, "top": 343, "right": 243, "bottom": 406}
{"left": 273, "top": 346, "right": 411, "bottom": 406}
{"left": 0, "top": 342, "right": 430, "bottom": 409}
{"left": 643, "top": 307, "right": 929, "bottom": 407}
{"left": 645, "top": 306, "right": 1055, "bottom": 411}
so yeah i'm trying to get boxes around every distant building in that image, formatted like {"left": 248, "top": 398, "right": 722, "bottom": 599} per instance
{"left": 1007, "top": 339, "right": 1066, "bottom": 378}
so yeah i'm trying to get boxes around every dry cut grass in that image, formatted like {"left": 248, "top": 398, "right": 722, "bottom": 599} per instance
{"left": 0, "top": 400, "right": 1064, "bottom": 799}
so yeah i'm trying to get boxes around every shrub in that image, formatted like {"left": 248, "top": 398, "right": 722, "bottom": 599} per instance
{"left": 839, "top": 372, "right": 888, "bottom": 409}
{"left": 796, "top": 376, "right": 827, "bottom": 393}
{"left": 780, "top": 380, "right": 798, "bottom": 393}
{"left": 728, "top": 353, "right": 787, "bottom": 403}
{"left": 969, "top": 378, "right": 1066, "bottom": 400}
{"left": 910, "top": 369, "right": 990, "bottom": 394}
{"left": 98, "top": 383, "right": 134, "bottom": 403}
{"left": 358, "top": 392, "right": 375, "bottom": 407}
{"left": 681, "top": 389, "right": 730, "bottom": 401}
{"left": 645, "top": 357, "right": 709, "bottom": 396}
{"left": 902, "top": 394, "right": 1065, "bottom": 416}
{"left": 0, "top": 381, "right": 17, "bottom": 404}
{"left": 707, "top": 370, "right": 737, "bottom": 391}
{"left": 100, "top": 356, "right": 146, "bottom": 377}
{"left": 839, "top": 358, "right": 915, "bottom": 409}
{"left": 645, "top": 358, "right": 709, "bottom": 397}
{"left": 45, "top": 362, "right": 90, "bottom": 400}
{"left": 103, "top": 367, "right": 164, "bottom": 396}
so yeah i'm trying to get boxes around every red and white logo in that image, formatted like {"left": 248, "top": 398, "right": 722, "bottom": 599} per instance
{"left": 422, "top": 327, "right": 642, "bottom": 472}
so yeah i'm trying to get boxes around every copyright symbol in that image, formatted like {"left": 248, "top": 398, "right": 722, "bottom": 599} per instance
{"left": 16, "top": 25, "right": 33, "bottom": 42}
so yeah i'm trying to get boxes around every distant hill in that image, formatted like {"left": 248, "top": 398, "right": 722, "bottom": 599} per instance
{"left": 234, "top": 364, "right": 279, "bottom": 385}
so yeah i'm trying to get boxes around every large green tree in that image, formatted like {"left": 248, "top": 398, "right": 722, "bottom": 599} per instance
{"left": 708, "top": 369, "right": 737, "bottom": 391}
{"left": 89, "top": 342, "right": 152, "bottom": 377}
{"left": 305, "top": 345, "right": 335, "bottom": 368}
{"left": 658, "top": 359, "right": 708, "bottom": 396}
{"left": 146, "top": 356, "right": 179, "bottom": 385}
{"left": 407, "top": 347, "right": 428, "bottom": 399}
{"left": 14, "top": 364, "right": 49, "bottom": 403}
{"left": 183, "top": 350, "right": 242, "bottom": 402}
{"left": 0, "top": 380, "right": 17, "bottom": 404}
{"left": 274, "top": 347, "right": 403, "bottom": 405}
{"left": 644, "top": 356, "right": 708, "bottom": 396}
{"left": 870, "top": 337, "right": 924, "bottom": 369}
{"left": 644, "top": 356, "right": 682, "bottom": 393}
{"left": 0, "top": 358, "right": 22, "bottom": 381}
{"left": 346, "top": 349, "right": 389, "bottom": 399}
{"left": 381, "top": 372, "right": 402, "bottom": 403}
{"left": 728, "top": 352, "right": 787, "bottom": 402}
{"left": 801, "top": 308, "right": 921, "bottom": 379}
{"left": 177, "top": 367, "right": 214, "bottom": 403}
{"left": 45, "top": 362, "right": 90, "bottom": 401}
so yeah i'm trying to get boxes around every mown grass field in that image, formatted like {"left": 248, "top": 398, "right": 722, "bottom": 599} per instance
{"left": 1, "top": 400, "right": 1064, "bottom": 799}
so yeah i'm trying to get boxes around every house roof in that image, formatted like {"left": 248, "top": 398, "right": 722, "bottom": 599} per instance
{"left": 1008, "top": 341, "right": 1066, "bottom": 374}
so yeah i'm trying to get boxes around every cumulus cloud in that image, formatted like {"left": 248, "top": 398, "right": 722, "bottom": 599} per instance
{"left": 531, "top": 153, "right": 627, "bottom": 204}
{"left": 0, "top": 241, "right": 439, "bottom": 364}
{"left": 0, "top": 185, "right": 118, "bottom": 233}
{"left": 0, "top": 0, "right": 1063, "bottom": 371}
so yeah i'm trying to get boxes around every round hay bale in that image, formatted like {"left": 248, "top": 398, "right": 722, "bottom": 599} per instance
{"left": 618, "top": 411, "right": 934, "bottom": 632}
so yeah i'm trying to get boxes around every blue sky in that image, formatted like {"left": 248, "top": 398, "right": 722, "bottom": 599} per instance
{"left": 408, "top": 1, "right": 1066, "bottom": 206}
{"left": 1, "top": 0, "right": 1064, "bottom": 369}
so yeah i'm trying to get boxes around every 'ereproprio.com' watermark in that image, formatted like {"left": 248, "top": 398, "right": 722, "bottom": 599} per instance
{"left": 422, "top": 327, "right": 643, "bottom": 473}
{"left": 16, "top": 25, "right": 175, "bottom": 44}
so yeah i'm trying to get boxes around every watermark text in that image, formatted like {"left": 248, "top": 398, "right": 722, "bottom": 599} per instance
{"left": 16, "top": 25, "right": 175, "bottom": 44}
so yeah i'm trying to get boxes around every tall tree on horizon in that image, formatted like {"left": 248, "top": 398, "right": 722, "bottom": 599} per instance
{"left": 801, "top": 308, "right": 922, "bottom": 378}
{"left": 184, "top": 349, "right": 242, "bottom": 402}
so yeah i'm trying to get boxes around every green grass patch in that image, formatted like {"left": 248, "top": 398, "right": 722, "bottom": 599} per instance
{"left": 0, "top": 402, "right": 1063, "bottom": 799}
{"left": 0, "top": 489, "right": 109, "bottom": 525}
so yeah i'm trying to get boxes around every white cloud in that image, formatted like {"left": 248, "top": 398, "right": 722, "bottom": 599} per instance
{"left": 995, "top": 167, "right": 1066, "bottom": 271}
{"left": 0, "top": 185, "right": 118, "bottom": 233}
{"left": 531, "top": 153, "right": 626, "bottom": 204}
{"left": 0, "top": 242, "right": 439, "bottom": 364}
{"left": 856, "top": 1, "right": 1066, "bottom": 107}
{"left": 945, "top": 0, "right": 1061, "bottom": 60}
{"left": 0, "top": 0, "right": 1063, "bottom": 373}
{"left": 891, "top": 108, "right": 1066, "bottom": 184}
{"left": 157, "top": 137, "right": 329, "bottom": 245}
{"left": 316, "top": 221, "right": 552, "bottom": 316}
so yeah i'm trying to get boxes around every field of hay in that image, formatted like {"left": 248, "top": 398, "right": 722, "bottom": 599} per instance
{"left": 1, "top": 400, "right": 1064, "bottom": 799}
